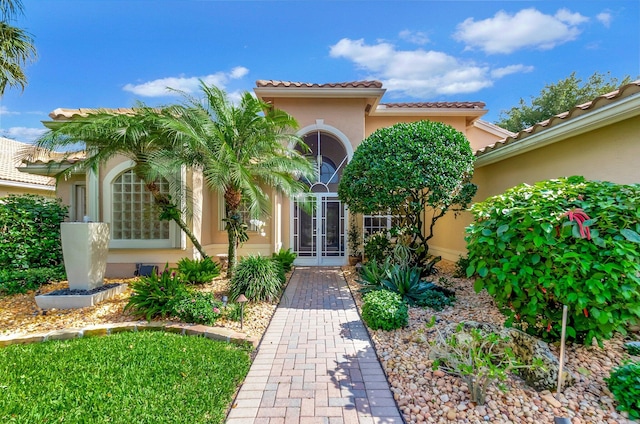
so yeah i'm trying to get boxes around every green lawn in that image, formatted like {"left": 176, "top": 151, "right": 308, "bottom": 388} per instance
{"left": 0, "top": 331, "right": 252, "bottom": 423}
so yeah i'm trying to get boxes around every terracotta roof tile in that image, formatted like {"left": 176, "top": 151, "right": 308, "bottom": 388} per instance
{"left": 0, "top": 138, "right": 56, "bottom": 188}
{"left": 476, "top": 80, "right": 640, "bottom": 157}
{"left": 381, "top": 101, "right": 486, "bottom": 109}
{"left": 255, "top": 80, "right": 383, "bottom": 89}
{"left": 49, "top": 107, "right": 136, "bottom": 120}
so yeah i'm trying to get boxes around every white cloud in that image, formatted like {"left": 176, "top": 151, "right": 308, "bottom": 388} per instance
{"left": 0, "top": 105, "right": 19, "bottom": 115}
{"left": 1, "top": 127, "right": 47, "bottom": 143}
{"left": 329, "top": 38, "right": 530, "bottom": 98}
{"left": 597, "top": 11, "right": 612, "bottom": 28}
{"left": 454, "top": 8, "right": 589, "bottom": 54}
{"left": 123, "top": 66, "right": 249, "bottom": 97}
{"left": 491, "top": 64, "right": 534, "bottom": 79}
{"left": 399, "top": 29, "right": 429, "bottom": 45}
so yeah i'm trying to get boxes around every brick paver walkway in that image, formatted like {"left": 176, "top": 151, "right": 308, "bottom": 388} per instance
{"left": 226, "top": 267, "right": 404, "bottom": 424}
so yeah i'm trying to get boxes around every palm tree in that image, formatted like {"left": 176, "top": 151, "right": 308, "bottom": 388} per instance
{"left": 158, "top": 83, "right": 315, "bottom": 277}
{"left": 0, "top": 0, "right": 37, "bottom": 95}
{"left": 29, "top": 107, "right": 209, "bottom": 258}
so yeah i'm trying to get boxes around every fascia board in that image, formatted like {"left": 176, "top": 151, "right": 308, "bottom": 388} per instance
{"left": 0, "top": 178, "right": 55, "bottom": 190}
{"left": 475, "top": 94, "right": 640, "bottom": 167}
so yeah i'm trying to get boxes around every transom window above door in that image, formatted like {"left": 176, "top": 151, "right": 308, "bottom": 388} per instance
{"left": 298, "top": 131, "right": 348, "bottom": 192}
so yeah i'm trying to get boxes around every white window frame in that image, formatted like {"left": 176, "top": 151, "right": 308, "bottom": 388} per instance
{"left": 217, "top": 193, "right": 262, "bottom": 233}
{"left": 363, "top": 214, "right": 403, "bottom": 237}
{"left": 103, "top": 160, "right": 182, "bottom": 249}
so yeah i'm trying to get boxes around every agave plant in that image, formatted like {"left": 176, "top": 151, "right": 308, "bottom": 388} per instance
{"left": 380, "top": 265, "right": 444, "bottom": 306}
{"left": 356, "top": 258, "right": 393, "bottom": 294}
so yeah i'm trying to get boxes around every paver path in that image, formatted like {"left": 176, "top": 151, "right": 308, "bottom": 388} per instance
{"left": 226, "top": 267, "right": 404, "bottom": 424}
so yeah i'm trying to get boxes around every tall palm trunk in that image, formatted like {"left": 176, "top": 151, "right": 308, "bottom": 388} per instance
{"left": 145, "top": 181, "right": 208, "bottom": 259}
{"left": 224, "top": 187, "right": 247, "bottom": 278}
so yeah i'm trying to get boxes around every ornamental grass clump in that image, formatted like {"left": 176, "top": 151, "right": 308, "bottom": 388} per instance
{"left": 361, "top": 290, "right": 408, "bottom": 331}
{"left": 271, "top": 248, "right": 297, "bottom": 273}
{"left": 466, "top": 176, "right": 640, "bottom": 346}
{"left": 230, "top": 255, "right": 285, "bottom": 302}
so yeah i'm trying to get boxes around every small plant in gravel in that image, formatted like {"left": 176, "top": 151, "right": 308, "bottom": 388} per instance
{"left": 230, "top": 255, "right": 284, "bottom": 302}
{"left": 453, "top": 255, "right": 470, "bottom": 278}
{"left": 222, "top": 302, "right": 243, "bottom": 322}
{"left": 271, "top": 248, "right": 297, "bottom": 273}
{"left": 606, "top": 361, "right": 640, "bottom": 419}
{"left": 124, "top": 266, "right": 187, "bottom": 320}
{"left": 429, "top": 320, "right": 543, "bottom": 405}
{"left": 357, "top": 258, "right": 393, "bottom": 294}
{"left": 361, "top": 290, "right": 408, "bottom": 331}
{"left": 176, "top": 257, "right": 221, "bottom": 284}
{"left": 172, "top": 292, "right": 223, "bottom": 325}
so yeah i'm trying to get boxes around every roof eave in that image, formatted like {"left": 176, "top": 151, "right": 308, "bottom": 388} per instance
{"left": 18, "top": 163, "right": 80, "bottom": 177}
{"left": 0, "top": 178, "right": 55, "bottom": 191}
{"left": 370, "top": 107, "right": 487, "bottom": 125}
{"left": 475, "top": 93, "right": 640, "bottom": 167}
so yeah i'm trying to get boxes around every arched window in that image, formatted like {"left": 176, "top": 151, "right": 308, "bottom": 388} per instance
{"left": 103, "top": 161, "right": 180, "bottom": 248}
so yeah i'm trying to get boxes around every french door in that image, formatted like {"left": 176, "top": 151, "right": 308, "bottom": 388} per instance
{"left": 292, "top": 194, "right": 346, "bottom": 266}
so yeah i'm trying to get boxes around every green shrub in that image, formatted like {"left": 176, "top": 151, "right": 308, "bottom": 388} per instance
{"left": 124, "top": 266, "right": 187, "bottom": 320}
{"left": 466, "top": 176, "right": 640, "bottom": 346}
{"left": 625, "top": 342, "right": 640, "bottom": 356}
{"left": 606, "top": 361, "right": 640, "bottom": 419}
{"left": 361, "top": 290, "right": 408, "bottom": 331}
{"left": 0, "top": 266, "right": 66, "bottom": 295}
{"left": 381, "top": 265, "right": 452, "bottom": 308}
{"left": 418, "top": 289, "right": 454, "bottom": 311}
{"left": 271, "top": 248, "right": 296, "bottom": 273}
{"left": 222, "top": 302, "right": 243, "bottom": 322}
{"left": 230, "top": 255, "right": 284, "bottom": 302}
{"left": 357, "top": 258, "right": 393, "bottom": 294}
{"left": 0, "top": 194, "right": 68, "bottom": 270}
{"left": 364, "top": 232, "right": 392, "bottom": 263}
{"left": 453, "top": 255, "right": 471, "bottom": 278}
{"left": 177, "top": 257, "right": 221, "bottom": 284}
{"left": 172, "top": 292, "right": 223, "bottom": 325}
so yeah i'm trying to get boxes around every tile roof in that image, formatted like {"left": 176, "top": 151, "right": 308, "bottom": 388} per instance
{"left": 0, "top": 138, "right": 56, "bottom": 188}
{"left": 255, "top": 80, "right": 383, "bottom": 88}
{"left": 380, "top": 101, "right": 486, "bottom": 109}
{"left": 476, "top": 80, "right": 640, "bottom": 157}
{"left": 48, "top": 107, "right": 136, "bottom": 120}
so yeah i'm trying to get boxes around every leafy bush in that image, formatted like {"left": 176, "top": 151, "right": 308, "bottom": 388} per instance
{"left": 0, "top": 266, "right": 66, "bottom": 295}
{"left": 606, "top": 361, "right": 640, "bottom": 419}
{"left": 124, "top": 266, "right": 187, "bottom": 320}
{"left": 230, "top": 255, "right": 284, "bottom": 302}
{"left": 172, "top": 292, "right": 223, "bottom": 325}
{"left": 625, "top": 342, "right": 640, "bottom": 356}
{"left": 338, "top": 120, "right": 477, "bottom": 267}
{"left": 222, "top": 302, "right": 243, "bottom": 322}
{"left": 454, "top": 255, "right": 471, "bottom": 278}
{"left": 361, "top": 290, "right": 408, "bottom": 331}
{"left": 429, "top": 321, "right": 539, "bottom": 405}
{"left": 364, "top": 232, "right": 392, "bottom": 263}
{"left": 418, "top": 289, "right": 455, "bottom": 311}
{"left": 381, "top": 265, "right": 453, "bottom": 308}
{"left": 271, "top": 248, "right": 296, "bottom": 273}
{"left": 466, "top": 176, "right": 640, "bottom": 346}
{"left": 177, "top": 257, "right": 221, "bottom": 284}
{"left": 0, "top": 194, "right": 68, "bottom": 270}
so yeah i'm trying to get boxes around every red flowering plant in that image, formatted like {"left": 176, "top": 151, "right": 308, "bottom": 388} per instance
{"left": 466, "top": 176, "right": 640, "bottom": 346}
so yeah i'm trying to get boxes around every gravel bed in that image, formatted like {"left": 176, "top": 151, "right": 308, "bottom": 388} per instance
{"left": 43, "top": 283, "right": 122, "bottom": 296}
{"left": 343, "top": 262, "right": 638, "bottom": 424}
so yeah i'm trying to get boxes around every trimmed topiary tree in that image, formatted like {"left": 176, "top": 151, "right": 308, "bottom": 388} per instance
{"left": 466, "top": 176, "right": 640, "bottom": 346}
{"left": 338, "top": 120, "right": 476, "bottom": 268}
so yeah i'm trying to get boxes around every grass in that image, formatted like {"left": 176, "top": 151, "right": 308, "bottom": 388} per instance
{"left": 0, "top": 331, "right": 252, "bottom": 424}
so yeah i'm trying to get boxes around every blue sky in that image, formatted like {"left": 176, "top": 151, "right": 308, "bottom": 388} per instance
{"left": 1, "top": 0, "right": 638, "bottom": 143}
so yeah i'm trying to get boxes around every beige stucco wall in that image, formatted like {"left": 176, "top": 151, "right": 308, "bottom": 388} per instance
{"left": 429, "top": 115, "right": 640, "bottom": 261}
{"left": 365, "top": 115, "right": 469, "bottom": 137}
{"left": 0, "top": 185, "right": 55, "bottom": 198}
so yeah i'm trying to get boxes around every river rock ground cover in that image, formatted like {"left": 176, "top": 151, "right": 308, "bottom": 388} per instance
{"left": 343, "top": 261, "right": 638, "bottom": 424}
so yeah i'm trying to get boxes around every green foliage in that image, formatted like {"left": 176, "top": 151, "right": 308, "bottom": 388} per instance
{"left": 222, "top": 302, "right": 243, "bottom": 322}
{"left": 230, "top": 255, "right": 285, "bottom": 302}
{"left": 0, "top": 1, "right": 37, "bottom": 96}
{"left": 339, "top": 120, "right": 476, "bottom": 268}
{"left": 454, "top": 255, "right": 471, "bottom": 278}
{"left": 357, "top": 258, "right": 393, "bottom": 294}
{"left": 417, "top": 289, "right": 455, "bottom": 312}
{"left": 271, "top": 248, "right": 297, "bottom": 272}
{"left": 176, "top": 257, "right": 221, "bottom": 284}
{"left": 172, "top": 292, "right": 223, "bottom": 325}
{"left": 0, "top": 266, "right": 65, "bottom": 295}
{"left": 606, "top": 361, "right": 640, "bottom": 419}
{"left": 0, "top": 331, "right": 251, "bottom": 424}
{"left": 496, "top": 72, "right": 633, "bottom": 132}
{"left": 429, "top": 321, "right": 541, "bottom": 405}
{"left": 380, "top": 265, "right": 452, "bottom": 308}
{"left": 466, "top": 176, "right": 640, "bottom": 346}
{"left": 364, "top": 231, "right": 392, "bottom": 263}
{"left": 625, "top": 342, "right": 640, "bottom": 356}
{"left": 124, "top": 266, "right": 187, "bottom": 321}
{"left": 0, "top": 194, "right": 68, "bottom": 270}
{"left": 361, "top": 290, "right": 408, "bottom": 331}
{"left": 348, "top": 218, "right": 362, "bottom": 257}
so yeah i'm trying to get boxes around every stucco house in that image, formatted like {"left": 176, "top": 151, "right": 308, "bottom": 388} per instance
{"left": 21, "top": 79, "right": 640, "bottom": 277}
{"left": 0, "top": 137, "right": 55, "bottom": 197}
